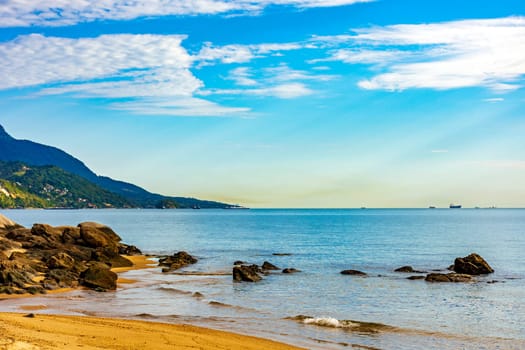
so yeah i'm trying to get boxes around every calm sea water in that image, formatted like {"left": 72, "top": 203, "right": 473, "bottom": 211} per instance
{"left": 1, "top": 209, "right": 524, "bottom": 349}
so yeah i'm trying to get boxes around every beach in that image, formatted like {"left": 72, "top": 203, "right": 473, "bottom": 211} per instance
{"left": 0, "top": 312, "right": 303, "bottom": 350}
{"left": 0, "top": 255, "right": 303, "bottom": 350}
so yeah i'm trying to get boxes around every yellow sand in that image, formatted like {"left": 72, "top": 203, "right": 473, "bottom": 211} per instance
{"left": 0, "top": 313, "right": 304, "bottom": 350}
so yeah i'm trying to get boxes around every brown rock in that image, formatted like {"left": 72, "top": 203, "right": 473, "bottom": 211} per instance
{"left": 47, "top": 252, "right": 75, "bottom": 269}
{"left": 233, "top": 265, "right": 262, "bottom": 282}
{"left": 159, "top": 251, "right": 197, "bottom": 272}
{"left": 340, "top": 269, "right": 367, "bottom": 276}
{"left": 78, "top": 222, "right": 121, "bottom": 243}
{"left": 80, "top": 262, "right": 117, "bottom": 291}
{"left": 425, "top": 273, "right": 473, "bottom": 283}
{"left": 283, "top": 268, "right": 301, "bottom": 274}
{"left": 261, "top": 261, "right": 279, "bottom": 270}
{"left": 453, "top": 253, "right": 494, "bottom": 275}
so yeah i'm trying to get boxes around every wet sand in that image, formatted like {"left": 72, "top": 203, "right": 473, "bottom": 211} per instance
{"left": 0, "top": 312, "right": 304, "bottom": 350}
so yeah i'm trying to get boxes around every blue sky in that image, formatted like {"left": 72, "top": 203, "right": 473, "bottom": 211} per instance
{"left": 1, "top": 0, "right": 525, "bottom": 208}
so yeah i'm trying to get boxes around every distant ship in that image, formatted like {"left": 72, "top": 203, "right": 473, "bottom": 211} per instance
{"left": 429, "top": 206, "right": 436, "bottom": 209}
{"left": 449, "top": 204, "right": 462, "bottom": 209}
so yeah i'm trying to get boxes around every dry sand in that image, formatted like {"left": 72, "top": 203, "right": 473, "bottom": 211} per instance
{"left": 0, "top": 313, "right": 304, "bottom": 350}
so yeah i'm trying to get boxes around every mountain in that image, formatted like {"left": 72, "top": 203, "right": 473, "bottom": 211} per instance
{"left": 0, "top": 125, "right": 233, "bottom": 208}
{"left": 0, "top": 161, "right": 133, "bottom": 208}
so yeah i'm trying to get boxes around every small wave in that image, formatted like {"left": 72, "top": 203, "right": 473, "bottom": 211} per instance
{"left": 288, "top": 315, "right": 393, "bottom": 333}
{"left": 157, "top": 287, "right": 192, "bottom": 295}
{"left": 303, "top": 317, "right": 357, "bottom": 328}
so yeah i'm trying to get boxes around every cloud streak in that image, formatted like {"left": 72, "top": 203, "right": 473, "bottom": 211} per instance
{"left": 0, "top": 0, "right": 372, "bottom": 28}
{"left": 321, "top": 17, "right": 525, "bottom": 92}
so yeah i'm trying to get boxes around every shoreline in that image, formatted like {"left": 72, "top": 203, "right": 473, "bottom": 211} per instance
{"left": 0, "top": 255, "right": 304, "bottom": 349}
{"left": 0, "top": 312, "right": 304, "bottom": 350}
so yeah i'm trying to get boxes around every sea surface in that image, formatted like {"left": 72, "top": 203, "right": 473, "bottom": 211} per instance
{"left": 1, "top": 208, "right": 524, "bottom": 349}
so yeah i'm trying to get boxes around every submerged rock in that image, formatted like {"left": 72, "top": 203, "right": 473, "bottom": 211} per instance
{"left": 407, "top": 275, "right": 426, "bottom": 280}
{"left": 340, "top": 269, "right": 367, "bottom": 276}
{"left": 395, "top": 266, "right": 425, "bottom": 273}
{"left": 233, "top": 264, "right": 262, "bottom": 282}
{"left": 453, "top": 253, "right": 494, "bottom": 275}
{"left": 425, "top": 273, "right": 473, "bottom": 283}
{"left": 282, "top": 268, "right": 301, "bottom": 274}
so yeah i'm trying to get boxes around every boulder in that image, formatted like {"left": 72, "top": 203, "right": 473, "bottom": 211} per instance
{"left": 0, "top": 260, "right": 35, "bottom": 288}
{"left": 340, "top": 269, "right": 367, "bottom": 276}
{"left": 45, "top": 269, "right": 80, "bottom": 288}
{"left": 407, "top": 275, "right": 426, "bottom": 280}
{"left": 118, "top": 244, "right": 142, "bottom": 256}
{"left": 159, "top": 251, "right": 197, "bottom": 272}
{"left": 425, "top": 273, "right": 473, "bottom": 283}
{"left": 261, "top": 261, "right": 279, "bottom": 270}
{"left": 453, "top": 253, "right": 494, "bottom": 275}
{"left": 78, "top": 222, "right": 121, "bottom": 242}
{"left": 47, "top": 252, "right": 75, "bottom": 270}
{"left": 80, "top": 226, "right": 113, "bottom": 248}
{"left": 233, "top": 260, "right": 245, "bottom": 265}
{"left": 61, "top": 227, "right": 81, "bottom": 244}
{"left": 282, "top": 268, "right": 301, "bottom": 274}
{"left": 233, "top": 264, "right": 262, "bottom": 282}
{"left": 80, "top": 262, "right": 117, "bottom": 291}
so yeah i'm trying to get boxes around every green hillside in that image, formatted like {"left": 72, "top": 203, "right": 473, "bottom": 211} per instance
{"left": 0, "top": 161, "right": 134, "bottom": 209}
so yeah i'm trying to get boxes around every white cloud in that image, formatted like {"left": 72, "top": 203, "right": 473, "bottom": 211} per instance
{"left": 431, "top": 150, "right": 449, "bottom": 153}
{"left": 226, "top": 67, "right": 258, "bottom": 86}
{"left": 0, "top": 33, "right": 256, "bottom": 116}
{"left": 203, "top": 82, "right": 314, "bottom": 99}
{"left": 111, "top": 97, "right": 251, "bottom": 117}
{"left": 196, "top": 42, "right": 303, "bottom": 66}
{"left": 0, "top": 0, "right": 372, "bottom": 27}
{"left": 320, "top": 17, "right": 525, "bottom": 92}
{"left": 483, "top": 97, "right": 504, "bottom": 103}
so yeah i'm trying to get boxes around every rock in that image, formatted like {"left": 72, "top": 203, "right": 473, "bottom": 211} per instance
{"left": 159, "top": 251, "right": 197, "bottom": 272}
{"left": 453, "top": 253, "right": 494, "bottom": 275}
{"left": 0, "top": 260, "right": 35, "bottom": 288}
{"left": 80, "top": 262, "right": 117, "bottom": 291}
{"left": 407, "top": 275, "right": 426, "bottom": 280}
{"left": 0, "top": 214, "right": 20, "bottom": 230}
{"left": 61, "top": 227, "right": 81, "bottom": 244}
{"left": 80, "top": 226, "right": 113, "bottom": 248}
{"left": 118, "top": 244, "right": 142, "bottom": 256}
{"left": 340, "top": 269, "right": 367, "bottom": 276}
{"left": 394, "top": 266, "right": 425, "bottom": 273}
{"left": 272, "top": 253, "right": 292, "bottom": 256}
{"left": 47, "top": 252, "right": 75, "bottom": 270}
{"left": 233, "top": 260, "right": 245, "bottom": 265}
{"left": 45, "top": 269, "right": 80, "bottom": 288}
{"left": 261, "top": 261, "right": 279, "bottom": 270}
{"left": 425, "top": 273, "right": 473, "bottom": 283}
{"left": 233, "top": 265, "right": 262, "bottom": 282}
{"left": 282, "top": 268, "right": 301, "bottom": 274}
{"left": 78, "top": 222, "right": 121, "bottom": 243}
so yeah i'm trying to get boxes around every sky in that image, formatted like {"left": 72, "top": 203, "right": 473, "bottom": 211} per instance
{"left": 1, "top": 0, "right": 525, "bottom": 208}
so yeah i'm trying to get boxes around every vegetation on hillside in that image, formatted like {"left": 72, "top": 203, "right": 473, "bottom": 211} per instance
{"left": 0, "top": 161, "right": 134, "bottom": 209}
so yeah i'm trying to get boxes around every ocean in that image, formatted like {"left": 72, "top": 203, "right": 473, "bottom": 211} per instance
{"left": 1, "top": 208, "right": 524, "bottom": 349}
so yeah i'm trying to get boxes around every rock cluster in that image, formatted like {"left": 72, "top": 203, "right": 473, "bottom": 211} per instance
{"left": 233, "top": 260, "right": 299, "bottom": 282}
{"left": 158, "top": 251, "right": 198, "bottom": 273}
{"left": 0, "top": 215, "right": 141, "bottom": 294}
{"left": 398, "top": 253, "right": 494, "bottom": 283}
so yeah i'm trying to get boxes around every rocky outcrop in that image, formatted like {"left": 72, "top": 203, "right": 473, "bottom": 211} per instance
{"left": 158, "top": 251, "right": 198, "bottom": 273}
{"left": 0, "top": 217, "right": 141, "bottom": 295}
{"left": 425, "top": 273, "right": 473, "bottom": 283}
{"left": 340, "top": 269, "right": 367, "bottom": 276}
{"left": 282, "top": 268, "right": 301, "bottom": 274}
{"left": 453, "top": 253, "right": 494, "bottom": 275}
{"left": 0, "top": 214, "right": 20, "bottom": 230}
{"left": 233, "top": 264, "right": 262, "bottom": 282}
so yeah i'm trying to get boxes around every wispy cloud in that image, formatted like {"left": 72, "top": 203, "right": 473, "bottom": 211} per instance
{"left": 483, "top": 97, "right": 504, "bottom": 103}
{"left": 318, "top": 17, "right": 525, "bottom": 92}
{"left": 431, "top": 150, "right": 449, "bottom": 153}
{"left": 204, "top": 82, "right": 314, "bottom": 99}
{"left": 0, "top": 0, "right": 372, "bottom": 28}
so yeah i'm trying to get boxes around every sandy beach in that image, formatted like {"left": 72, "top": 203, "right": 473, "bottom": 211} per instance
{"left": 0, "top": 312, "right": 304, "bottom": 350}
{"left": 0, "top": 254, "right": 303, "bottom": 350}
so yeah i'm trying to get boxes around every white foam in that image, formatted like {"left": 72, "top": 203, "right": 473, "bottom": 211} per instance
{"left": 303, "top": 317, "right": 343, "bottom": 328}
